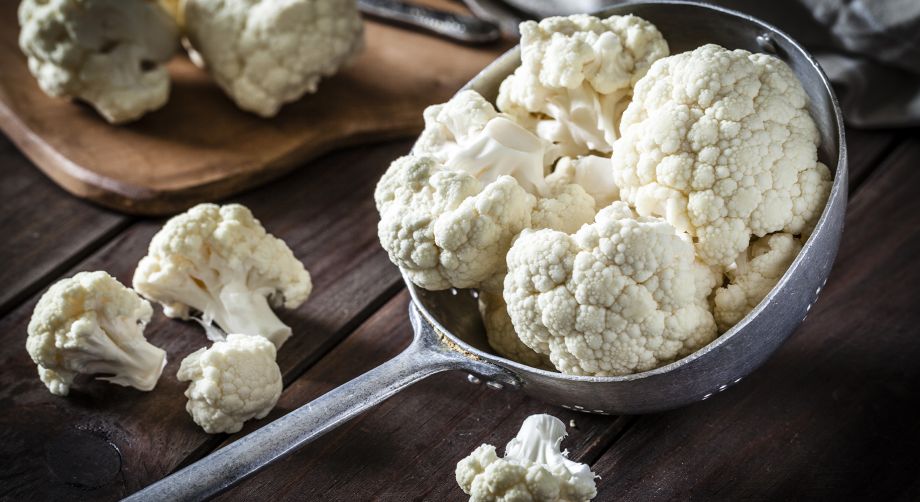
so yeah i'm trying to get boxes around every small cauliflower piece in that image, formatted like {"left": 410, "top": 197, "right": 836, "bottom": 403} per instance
{"left": 504, "top": 202, "right": 718, "bottom": 376}
{"left": 713, "top": 232, "right": 803, "bottom": 331}
{"left": 183, "top": 0, "right": 364, "bottom": 117}
{"left": 612, "top": 43, "right": 833, "bottom": 267}
{"left": 18, "top": 0, "right": 180, "bottom": 124}
{"left": 26, "top": 271, "right": 167, "bottom": 396}
{"left": 133, "top": 203, "right": 312, "bottom": 349}
{"left": 456, "top": 414, "right": 597, "bottom": 502}
{"left": 177, "top": 334, "right": 282, "bottom": 434}
{"left": 497, "top": 14, "right": 669, "bottom": 156}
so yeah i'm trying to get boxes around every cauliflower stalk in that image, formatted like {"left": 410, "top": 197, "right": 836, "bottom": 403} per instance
{"left": 177, "top": 334, "right": 282, "bottom": 434}
{"left": 18, "top": 0, "right": 180, "bottom": 124}
{"left": 183, "top": 0, "right": 364, "bottom": 117}
{"left": 456, "top": 414, "right": 597, "bottom": 502}
{"left": 376, "top": 91, "right": 596, "bottom": 292}
{"left": 133, "top": 203, "right": 312, "bottom": 349}
{"left": 498, "top": 14, "right": 669, "bottom": 156}
{"left": 26, "top": 271, "right": 167, "bottom": 396}
{"left": 504, "top": 202, "right": 718, "bottom": 376}
{"left": 713, "top": 232, "right": 802, "bottom": 331}
{"left": 612, "top": 43, "right": 832, "bottom": 268}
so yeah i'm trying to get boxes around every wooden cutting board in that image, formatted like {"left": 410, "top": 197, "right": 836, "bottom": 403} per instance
{"left": 0, "top": 1, "right": 510, "bottom": 215}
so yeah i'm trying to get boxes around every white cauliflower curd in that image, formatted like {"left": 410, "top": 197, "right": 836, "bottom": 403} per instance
{"left": 182, "top": 0, "right": 364, "bottom": 117}
{"left": 26, "top": 271, "right": 167, "bottom": 396}
{"left": 18, "top": 0, "right": 180, "bottom": 124}
{"left": 376, "top": 91, "right": 597, "bottom": 292}
{"left": 612, "top": 43, "right": 832, "bottom": 268}
{"left": 479, "top": 291, "right": 551, "bottom": 369}
{"left": 497, "top": 14, "right": 669, "bottom": 156}
{"left": 456, "top": 414, "right": 597, "bottom": 502}
{"left": 133, "top": 203, "right": 312, "bottom": 349}
{"left": 503, "top": 202, "right": 718, "bottom": 376}
{"left": 713, "top": 232, "right": 802, "bottom": 331}
{"left": 177, "top": 334, "right": 282, "bottom": 434}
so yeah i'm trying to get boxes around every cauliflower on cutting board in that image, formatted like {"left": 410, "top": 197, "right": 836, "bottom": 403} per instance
{"left": 177, "top": 334, "right": 282, "bottom": 434}
{"left": 182, "top": 0, "right": 364, "bottom": 117}
{"left": 612, "top": 43, "right": 832, "bottom": 268}
{"left": 26, "top": 271, "right": 167, "bottom": 396}
{"left": 456, "top": 414, "right": 597, "bottom": 502}
{"left": 18, "top": 0, "right": 180, "bottom": 124}
{"left": 133, "top": 203, "right": 312, "bottom": 349}
{"left": 376, "top": 90, "right": 597, "bottom": 292}
{"left": 504, "top": 202, "right": 718, "bottom": 376}
{"left": 497, "top": 14, "right": 669, "bottom": 156}
{"left": 713, "top": 232, "right": 803, "bottom": 331}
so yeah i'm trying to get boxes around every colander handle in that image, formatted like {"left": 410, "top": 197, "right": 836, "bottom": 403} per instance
{"left": 123, "top": 303, "right": 511, "bottom": 502}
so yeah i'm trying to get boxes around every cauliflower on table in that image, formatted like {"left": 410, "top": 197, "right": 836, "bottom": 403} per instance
{"left": 27, "top": 271, "right": 167, "bottom": 396}
{"left": 713, "top": 232, "right": 803, "bottom": 331}
{"left": 497, "top": 14, "right": 669, "bottom": 156}
{"left": 182, "top": 0, "right": 364, "bottom": 117}
{"left": 177, "top": 334, "right": 282, "bottom": 434}
{"left": 18, "top": 0, "right": 180, "bottom": 124}
{"left": 456, "top": 414, "right": 597, "bottom": 502}
{"left": 612, "top": 43, "right": 832, "bottom": 268}
{"left": 376, "top": 90, "right": 596, "bottom": 292}
{"left": 133, "top": 203, "right": 312, "bottom": 349}
{"left": 504, "top": 202, "right": 718, "bottom": 376}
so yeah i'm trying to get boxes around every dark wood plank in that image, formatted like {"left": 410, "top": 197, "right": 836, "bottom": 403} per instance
{"left": 215, "top": 291, "right": 629, "bottom": 501}
{"left": 844, "top": 128, "right": 898, "bottom": 190}
{"left": 0, "top": 140, "right": 410, "bottom": 500}
{"left": 0, "top": 134, "right": 129, "bottom": 316}
{"left": 588, "top": 140, "right": 920, "bottom": 501}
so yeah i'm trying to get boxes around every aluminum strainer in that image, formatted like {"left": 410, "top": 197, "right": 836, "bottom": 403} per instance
{"left": 127, "top": 2, "right": 846, "bottom": 499}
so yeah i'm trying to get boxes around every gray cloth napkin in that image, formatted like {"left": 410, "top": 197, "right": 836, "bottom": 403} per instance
{"left": 693, "top": 0, "right": 920, "bottom": 128}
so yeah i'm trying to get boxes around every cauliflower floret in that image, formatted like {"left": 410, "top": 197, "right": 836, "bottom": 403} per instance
{"left": 18, "top": 0, "right": 180, "bottom": 124}
{"left": 545, "top": 155, "right": 619, "bottom": 209}
{"left": 479, "top": 290, "right": 551, "bottom": 369}
{"left": 133, "top": 203, "right": 312, "bottom": 349}
{"left": 456, "top": 414, "right": 597, "bottom": 502}
{"left": 414, "top": 90, "right": 555, "bottom": 195}
{"left": 713, "top": 232, "right": 803, "bottom": 331}
{"left": 183, "top": 0, "right": 364, "bottom": 117}
{"left": 497, "top": 14, "right": 669, "bottom": 156}
{"left": 612, "top": 43, "right": 833, "bottom": 267}
{"left": 177, "top": 334, "right": 282, "bottom": 434}
{"left": 26, "top": 271, "right": 167, "bottom": 396}
{"left": 504, "top": 202, "right": 718, "bottom": 376}
{"left": 375, "top": 155, "right": 535, "bottom": 291}
{"left": 377, "top": 91, "right": 599, "bottom": 291}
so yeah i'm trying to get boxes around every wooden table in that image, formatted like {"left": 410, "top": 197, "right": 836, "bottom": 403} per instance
{"left": 1, "top": 111, "right": 918, "bottom": 499}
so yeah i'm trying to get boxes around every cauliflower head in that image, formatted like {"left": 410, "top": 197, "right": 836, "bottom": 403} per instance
{"left": 504, "top": 202, "right": 718, "bottom": 376}
{"left": 133, "top": 203, "right": 312, "bottom": 349}
{"left": 26, "top": 271, "right": 166, "bottom": 396}
{"left": 18, "top": 0, "right": 180, "bottom": 124}
{"left": 183, "top": 0, "right": 364, "bottom": 117}
{"left": 713, "top": 232, "right": 802, "bottom": 331}
{"left": 456, "top": 414, "right": 597, "bottom": 502}
{"left": 612, "top": 43, "right": 833, "bottom": 268}
{"left": 497, "top": 14, "right": 669, "bottom": 156}
{"left": 177, "top": 334, "right": 282, "bottom": 434}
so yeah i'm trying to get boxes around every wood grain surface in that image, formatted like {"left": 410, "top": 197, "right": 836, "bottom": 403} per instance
{"left": 0, "top": 0, "right": 508, "bottom": 215}
{"left": 0, "top": 140, "right": 408, "bottom": 499}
